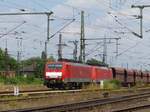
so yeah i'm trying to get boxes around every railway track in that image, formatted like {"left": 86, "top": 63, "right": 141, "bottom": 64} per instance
{"left": 0, "top": 89, "right": 83, "bottom": 103}
{"left": 0, "top": 87, "right": 131, "bottom": 98}
{"left": 3, "top": 91, "right": 150, "bottom": 112}
{"left": 0, "top": 89, "right": 49, "bottom": 95}
{"left": 0, "top": 89, "right": 81, "bottom": 96}
{"left": 0, "top": 87, "right": 150, "bottom": 104}
{"left": 0, "top": 86, "right": 150, "bottom": 97}
{"left": 112, "top": 103, "right": 150, "bottom": 112}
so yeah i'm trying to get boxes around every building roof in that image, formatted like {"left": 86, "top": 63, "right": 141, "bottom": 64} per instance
{"left": 20, "top": 65, "right": 36, "bottom": 72}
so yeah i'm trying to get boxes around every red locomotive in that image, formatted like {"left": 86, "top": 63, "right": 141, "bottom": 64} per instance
{"left": 44, "top": 60, "right": 150, "bottom": 89}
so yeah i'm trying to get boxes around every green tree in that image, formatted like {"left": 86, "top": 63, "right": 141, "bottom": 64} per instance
{"left": 22, "top": 56, "right": 55, "bottom": 78}
{"left": 8, "top": 57, "right": 18, "bottom": 70}
{"left": 0, "top": 48, "right": 5, "bottom": 70}
{"left": 0, "top": 48, "right": 18, "bottom": 71}
{"left": 36, "top": 56, "right": 55, "bottom": 78}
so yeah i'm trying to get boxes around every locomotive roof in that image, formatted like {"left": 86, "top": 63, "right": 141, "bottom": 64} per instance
{"left": 60, "top": 61, "right": 92, "bottom": 67}
{"left": 47, "top": 61, "right": 110, "bottom": 69}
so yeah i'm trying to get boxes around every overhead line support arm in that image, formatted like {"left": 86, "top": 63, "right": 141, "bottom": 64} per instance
{"left": 131, "top": 5, "right": 150, "bottom": 38}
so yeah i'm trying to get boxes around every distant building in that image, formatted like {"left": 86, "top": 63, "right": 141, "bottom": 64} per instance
{"left": 19, "top": 64, "right": 36, "bottom": 77}
{"left": 0, "top": 71, "right": 15, "bottom": 78}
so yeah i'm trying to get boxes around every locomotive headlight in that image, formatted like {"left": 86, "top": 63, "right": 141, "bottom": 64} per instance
{"left": 46, "top": 72, "right": 62, "bottom": 78}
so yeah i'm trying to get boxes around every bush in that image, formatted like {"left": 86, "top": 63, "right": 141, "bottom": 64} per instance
{"left": 4, "top": 77, "right": 16, "bottom": 85}
{"left": 135, "top": 81, "right": 146, "bottom": 87}
{"left": 0, "top": 76, "right": 6, "bottom": 84}
{"left": 82, "top": 83, "right": 100, "bottom": 90}
{"left": 0, "top": 75, "right": 43, "bottom": 85}
{"left": 104, "top": 80, "right": 121, "bottom": 90}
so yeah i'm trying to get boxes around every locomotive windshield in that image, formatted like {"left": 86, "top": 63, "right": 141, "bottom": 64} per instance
{"left": 47, "top": 63, "right": 62, "bottom": 69}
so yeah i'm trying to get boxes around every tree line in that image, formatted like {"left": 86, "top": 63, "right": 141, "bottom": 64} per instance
{"left": 0, "top": 48, "right": 107, "bottom": 78}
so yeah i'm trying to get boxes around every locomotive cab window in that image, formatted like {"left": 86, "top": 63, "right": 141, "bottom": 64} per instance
{"left": 47, "top": 64, "right": 62, "bottom": 69}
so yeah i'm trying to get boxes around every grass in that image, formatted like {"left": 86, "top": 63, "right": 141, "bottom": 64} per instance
{"left": 0, "top": 82, "right": 150, "bottom": 111}
{"left": 104, "top": 80, "right": 121, "bottom": 90}
{"left": 83, "top": 83, "right": 100, "bottom": 90}
{"left": 0, "top": 76, "right": 43, "bottom": 85}
{"left": 135, "top": 81, "right": 147, "bottom": 87}
{"left": 84, "top": 80, "right": 121, "bottom": 90}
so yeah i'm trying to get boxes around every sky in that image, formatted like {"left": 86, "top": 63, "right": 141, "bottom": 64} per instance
{"left": 0, "top": 0, "right": 150, "bottom": 70}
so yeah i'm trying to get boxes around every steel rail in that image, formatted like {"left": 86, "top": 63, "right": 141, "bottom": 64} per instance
{"left": 0, "top": 89, "right": 81, "bottom": 96}
{"left": 2, "top": 91, "right": 150, "bottom": 112}
{"left": 0, "top": 89, "right": 82, "bottom": 103}
{"left": 0, "top": 86, "right": 149, "bottom": 96}
{"left": 112, "top": 104, "right": 150, "bottom": 112}
{"left": 0, "top": 89, "right": 51, "bottom": 96}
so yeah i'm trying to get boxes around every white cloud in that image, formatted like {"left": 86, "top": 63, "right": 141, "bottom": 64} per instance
{"left": 66, "top": 0, "right": 98, "bottom": 9}
{"left": 52, "top": 4, "right": 75, "bottom": 18}
{"left": 1, "top": 0, "right": 150, "bottom": 69}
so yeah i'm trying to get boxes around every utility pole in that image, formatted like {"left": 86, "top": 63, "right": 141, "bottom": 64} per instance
{"left": 69, "top": 40, "right": 78, "bottom": 61}
{"left": 127, "top": 63, "right": 129, "bottom": 69}
{"left": 57, "top": 33, "right": 67, "bottom": 60}
{"left": 4, "top": 47, "right": 9, "bottom": 71}
{"left": 45, "top": 13, "right": 52, "bottom": 60}
{"left": 0, "top": 11, "right": 53, "bottom": 60}
{"left": 46, "top": 18, "right": 75, "bottom": 60}
{"left": 4, "top": 31, "right": 9, "bottom": 72}
{"left": 131, "top": 5, "right": 150, "bottom": 38}
{"left": 44, "top": 41, "right": 47, "bottom": 59}
{"left": 103, "top": 37, "right": 107, "bottom": 64}
{"left": 115, "top": 38, "right": 120, "bottom": 57}
{"left": 79, "top": 11, "right": 85, "bottom": 62}
{"left": 58, "top": 33, "right": 62, "bottom": 59}
{"left": 16, "top": 37, "right": 22, "bottom": 75}
{"left": 83, "top": 37, "right": 121, "bottom": 64}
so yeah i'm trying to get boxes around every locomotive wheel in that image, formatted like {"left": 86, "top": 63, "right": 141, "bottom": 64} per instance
{"left": 46, "top": 84, "right": 51, "bottom": 88}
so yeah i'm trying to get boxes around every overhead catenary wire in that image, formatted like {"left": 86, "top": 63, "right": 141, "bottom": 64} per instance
{"left": 116, "top": 41, "right": 141, "bottom": 57}
{"left": 48, "top": 19, "right": 75, "bottom": 40}
{"left": 0, "top": 0, "right": 149, "bottom": 68}
{"left": 60, "top": 1, "right": 120, "bottom": 61}
{"left": 108, "top": 12, "right": 142, "bottom": 38}
{"left": 85, "top": 44, "right": 104, "bottom": 57}
{"left": 29, "top": 1, "right": 79, "bottom": 21}
{"left": 0, "top": 21, "right": 26, "bottom": 39}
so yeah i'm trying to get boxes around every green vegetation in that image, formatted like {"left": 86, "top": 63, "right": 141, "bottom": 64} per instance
{"left": 21, "top": 56, "right": 55, "bottom": 78}
{"left": 104, "top": 79, "right": 121, "bottom": 89}
{"left": 135, "top": 81, "right": 147, "bottom": 88}
{"left": 21, "top": 57, "right": 45, "bottom": 78}
{"left": 0, "top": 48, "right": 56, "bottom": 85}
{"left": 0, "top": 48, "right": 18, "bottom": 71}
{"left": 0, "top": 76, "right": 43, "bottom": 85}
{"left": 0, "top": 48, "right": 55, "bottom": 85}
{"left": 83, "top": 80, "right": 121, "bottom": 90}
